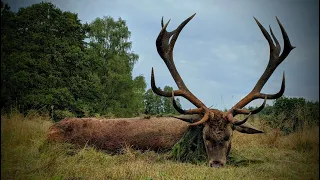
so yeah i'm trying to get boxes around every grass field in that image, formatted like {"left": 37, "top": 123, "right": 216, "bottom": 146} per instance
{"left": 1, "top": 111, "right": 319, "bottom": 180}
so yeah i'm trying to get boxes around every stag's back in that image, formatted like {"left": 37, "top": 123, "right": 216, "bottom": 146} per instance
{"left": 47, "top": 117, "right": 189, "bottom": 152}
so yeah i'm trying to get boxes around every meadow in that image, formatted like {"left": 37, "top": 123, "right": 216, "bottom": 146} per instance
{"left": 1, "top": 110, "right": 319, "bottom": 180}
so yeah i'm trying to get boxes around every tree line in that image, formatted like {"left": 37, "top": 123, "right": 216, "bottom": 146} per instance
{"left": 1, "top": 2, "right": 181, "bottom": 120}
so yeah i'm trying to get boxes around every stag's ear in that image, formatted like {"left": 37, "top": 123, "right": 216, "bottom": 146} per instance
{"left": 233, "top": 123, "right": 264, "bottom": 134}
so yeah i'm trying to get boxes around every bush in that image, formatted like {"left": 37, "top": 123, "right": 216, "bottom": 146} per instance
{"left": 256, "top": 97, "right": 319, "bottom": 135}
{"left": 53, "top": 110, "right": 75, "bottom": 122}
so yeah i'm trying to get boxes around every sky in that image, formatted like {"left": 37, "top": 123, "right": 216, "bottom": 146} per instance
{"left": 4, "top": 0, "right": 319, "bottom": 110}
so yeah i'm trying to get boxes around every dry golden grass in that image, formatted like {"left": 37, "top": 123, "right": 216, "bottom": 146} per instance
{"left": 1, "top": 111, "right": 319, "bottom": 180}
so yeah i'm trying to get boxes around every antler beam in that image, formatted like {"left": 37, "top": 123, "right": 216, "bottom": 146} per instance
{"left": 225, "top": 17, "right": 295, "bottom": 120}
{"left": 151, "top": 13, "right": 212, "bottom": 125}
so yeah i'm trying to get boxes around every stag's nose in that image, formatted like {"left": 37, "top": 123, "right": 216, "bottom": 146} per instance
{"left": 209, "top": 161, "right": 224, "bottom": 168}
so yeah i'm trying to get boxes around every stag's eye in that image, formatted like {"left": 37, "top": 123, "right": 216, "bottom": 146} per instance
{"left": 223, "top": 136, "right": 230, "bottom": 141}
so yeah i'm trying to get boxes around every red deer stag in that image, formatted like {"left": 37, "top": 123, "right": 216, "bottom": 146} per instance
{"left": 47, "top": 14, "right": 294, "bottom": 168}
{"left": 151, "top": 13, "right": 295, "bottom": 167}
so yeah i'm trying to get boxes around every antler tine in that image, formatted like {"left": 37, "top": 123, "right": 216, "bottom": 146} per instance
{"left": 188, "top": 111, "right": 211, "bottom": 127}
{"left": 171, "top": 91, "right": 210, "bottom": 125}
{"left": 171, "top": 91, "right": 186, "bottom": 114}
{"left": 152, "top": 13, "right": 208, "bottom": 112}
{"left": 269, "top": 25, "right": 280, "bottom": 53}
{"left": 233, "top": 96, "right": 267, "bottom": 115}
{"left": 228, "top": 112, "right": 252, "bottom": 126}
{"left": 151, "top": 68, "right": 183, "bottom": 97}
{"left": 276, "top": 17, "right": 296, "bottom": 61}
{"left": 171, "top": 91, "right": 203, "bottom": 114}
{"left": 161, "top": 17, "right": 164, "bottom": 27}
{"left": 227, "top": 17, "right": 295, "bottom": 118}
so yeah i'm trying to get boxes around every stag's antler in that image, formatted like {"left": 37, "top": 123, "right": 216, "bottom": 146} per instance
{"left": 225, "top": 17, "right": 295, "bottom": 123}
{"left": 151, "top": 13, "right": 213, "bottom": 126}
{"left": 152, "top": 14, "right": 294, "bottom": 127}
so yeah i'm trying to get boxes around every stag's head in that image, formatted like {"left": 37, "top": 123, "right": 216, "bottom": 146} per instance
{"left": 151, "top": 13, "right": 295, "bottom": 167}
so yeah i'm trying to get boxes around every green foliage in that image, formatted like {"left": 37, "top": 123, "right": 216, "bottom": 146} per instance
{"left": 144, "top": 89, "right": 163, "bottom": 115}
{"left": 251, "top": 96, "right": 319, "bottom": 134}
{"left": 1, "top": 2, "right": 85, "bottom": 113}
{"left": 53, "top": 110, "right": 75, "bottom": 121}
{"left": 132, "top": 75, "right": 147, "bottom": 114}
{"left": 85, "top": 16, "right": 146, "bottom": 117}
{"left": 171, "top": 126, "right": 207, "bottom": 164}
{"left": 143, "top": 86, "right": 182, "bottom": 115}
{"left": 1, "top": 2, "right": 146, "bottom": 118}
{"left": 273, "top": 97, "right": 306, "bottom": 117}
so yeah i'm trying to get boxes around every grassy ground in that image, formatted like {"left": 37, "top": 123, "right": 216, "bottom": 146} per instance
{"left": 1, "top": 111, "right": 319, "bottom": 180}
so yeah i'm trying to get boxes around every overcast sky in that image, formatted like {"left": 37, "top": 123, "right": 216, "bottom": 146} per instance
{"left": 4, "top": 0, "right": 319, "bottom": 110}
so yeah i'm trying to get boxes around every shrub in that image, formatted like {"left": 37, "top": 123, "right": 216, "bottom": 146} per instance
{"left": 53, "top": 110, "right": 75, "bottom": 122}
{"left": 253, "top": 97, "right": 319, "bottom": 135}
